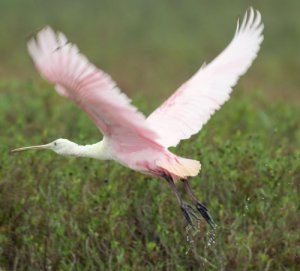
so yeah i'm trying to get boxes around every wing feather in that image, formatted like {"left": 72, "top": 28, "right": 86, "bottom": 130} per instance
{"left": 28, "top": 27, "right": 160, "bottom": 151}
{"left": 147, "top": 8, "right": 264, "bottom": 148}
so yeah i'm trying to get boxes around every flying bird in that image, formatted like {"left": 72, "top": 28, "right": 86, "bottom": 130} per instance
{"left": 12, "top": 8, "right": 263, "bottom": 228}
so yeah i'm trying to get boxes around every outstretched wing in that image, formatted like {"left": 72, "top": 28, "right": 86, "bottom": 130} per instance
{"left": 28, "top": 27, "right": 161, "bottom": 151}
{"left": 147, "top": 8, "right": 264, "bottom": 148}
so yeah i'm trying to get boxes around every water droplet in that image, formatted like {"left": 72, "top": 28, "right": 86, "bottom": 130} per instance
{"left": 185, "top": 224, "right": 201, "bottom": 254}
{"left": 207, "top": 228, "right": 216, "bottom": 247}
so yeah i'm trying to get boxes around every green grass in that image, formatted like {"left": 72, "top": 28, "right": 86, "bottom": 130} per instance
{"left": 1, "top": 0, "right": 300, "bottom": 270}
{"left": 0, "top": 80, "right": 299, "bottom": 270}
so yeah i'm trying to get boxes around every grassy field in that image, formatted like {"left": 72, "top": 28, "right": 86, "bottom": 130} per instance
{"left": 1, "top": 0, "right": 300, "bottom": 270}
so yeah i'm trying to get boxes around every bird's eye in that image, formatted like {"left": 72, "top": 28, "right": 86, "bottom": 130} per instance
{"left": 54, "top": 142, "right": 57, "bottom": 146}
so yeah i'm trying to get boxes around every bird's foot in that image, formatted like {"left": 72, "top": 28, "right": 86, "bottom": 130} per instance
{"left": 195, "top": 201, "right": 215, "bottom": 229}
{"left": 181, "top": 202, "right": 198, "bottom": 227}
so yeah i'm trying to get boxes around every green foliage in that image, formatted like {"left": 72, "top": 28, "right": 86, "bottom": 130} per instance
{"left": 0, "top": 1, "right": 300, "bottom": 270}
{"left": 0, "top": 81, "right": 299, "bottom": 270}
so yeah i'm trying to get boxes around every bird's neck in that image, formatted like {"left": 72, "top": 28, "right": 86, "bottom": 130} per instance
{"left": 62, "top": 140, "right": 112, "bottom": 160}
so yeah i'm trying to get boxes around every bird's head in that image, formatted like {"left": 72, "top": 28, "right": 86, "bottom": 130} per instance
{"left": 11, "top": 138, "right": 77, "bottom": 155}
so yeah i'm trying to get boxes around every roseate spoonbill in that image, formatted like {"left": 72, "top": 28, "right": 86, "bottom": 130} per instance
{"left": 12, "top": 8, "right": 263, "bottom": 228}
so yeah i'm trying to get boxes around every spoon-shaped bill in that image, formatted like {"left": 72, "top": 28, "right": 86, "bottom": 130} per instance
{"left": 11, "top": 144, "right": 51, "bottom": 153}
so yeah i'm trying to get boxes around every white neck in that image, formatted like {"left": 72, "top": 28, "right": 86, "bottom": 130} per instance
{"left": 58, "top": 140, "right": 112, "bottom": 160}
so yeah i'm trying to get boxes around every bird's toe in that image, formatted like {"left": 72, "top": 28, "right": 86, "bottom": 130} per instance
{"left": 195, "top": 202, "right": 215, "bottom": 229}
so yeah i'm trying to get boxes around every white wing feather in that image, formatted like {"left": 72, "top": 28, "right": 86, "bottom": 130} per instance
{"left": 147, "top": 8, "right": 264, "bottom": 148}
{"left": 28, "top": 27, "right": 161, "bottom": 151}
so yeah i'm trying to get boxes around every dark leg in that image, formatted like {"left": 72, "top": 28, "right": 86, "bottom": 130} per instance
{"left": 183, "top": 179, "right": 215, "bottom": 228}
{"left": 163, "top": 174, "right": 196, "bottom": 227}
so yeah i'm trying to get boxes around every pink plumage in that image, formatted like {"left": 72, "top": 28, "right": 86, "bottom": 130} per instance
{"left": 15, "top": 8, "right": 263, "bottom": 227}
{"left": 27, "top": 26, "right": 202, "bottom": 180}
{"left": 147, "top": 9, "right": 263, "bottom": 148}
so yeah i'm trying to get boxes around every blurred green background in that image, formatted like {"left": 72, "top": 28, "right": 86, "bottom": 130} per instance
{"left": 0, "top": 0, "right": 299, "bottom": 270}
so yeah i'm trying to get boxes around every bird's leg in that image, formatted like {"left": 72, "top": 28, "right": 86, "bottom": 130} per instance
{"left": 163, "top": 174, "right": 196, "bottom": 227}
{"left": 183, "top": 179, "right": 215, "bottom": 228}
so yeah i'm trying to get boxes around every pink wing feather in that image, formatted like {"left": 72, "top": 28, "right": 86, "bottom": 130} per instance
{"left": 147, "top": 8, "right": 264, "bottom": 148}
{"left": 28, "top": 27, "right": 161, "bottom": 151}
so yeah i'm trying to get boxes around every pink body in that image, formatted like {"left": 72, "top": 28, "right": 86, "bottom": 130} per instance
{"left": 106, "top": 136, "right": 198, "bottom": 180}
{"left": 25, "top": 9, "right": 263, "bottom": 181}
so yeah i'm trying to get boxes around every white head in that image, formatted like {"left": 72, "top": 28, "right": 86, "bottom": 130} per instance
{"left": 11, "top": 138, "right": 78, "bottom": 156}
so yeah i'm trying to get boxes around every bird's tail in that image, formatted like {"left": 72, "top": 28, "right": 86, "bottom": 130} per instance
{"left": 156, "top": 156, "right": 201, "bottom": 180}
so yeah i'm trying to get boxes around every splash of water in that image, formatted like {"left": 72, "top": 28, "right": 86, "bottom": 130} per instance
{"left": 206, "top": 226, "right": 216, "bottom": 247}
{"left": 185, "top": 224, "right": 199, "bottom": 254}
{"left": 185, "top": 220, "right": 217, "bottom": 254}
